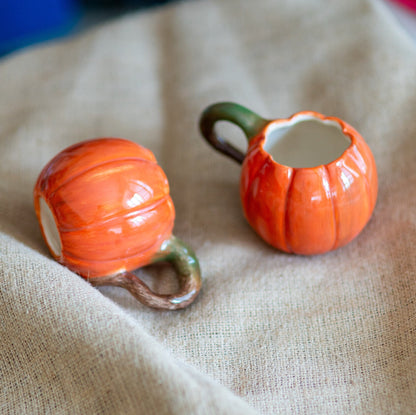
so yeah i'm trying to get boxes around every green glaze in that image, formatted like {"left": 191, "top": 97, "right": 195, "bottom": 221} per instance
{"left": 89, "top": 235, "right": 201, "bottom": 310}
{"left": 151, "top": 235, "right": 201, "bottom": 307}
{"left": 199, "top": 102, "right": 269, "bottom": 163}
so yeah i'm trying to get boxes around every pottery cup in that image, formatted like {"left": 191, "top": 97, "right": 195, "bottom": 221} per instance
{"left": 34, "top": 138, "right": 201, "bottom": 310}
{"left": 199, "top": 102, "right": 377, "bottom": 255}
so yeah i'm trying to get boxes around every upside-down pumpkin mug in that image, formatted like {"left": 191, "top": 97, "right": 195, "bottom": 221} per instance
{"left": 199, "top": 102, "right": 377, "bottom": 255}
{"left": 34, "top": 138, "right": 201, "bottom": 310}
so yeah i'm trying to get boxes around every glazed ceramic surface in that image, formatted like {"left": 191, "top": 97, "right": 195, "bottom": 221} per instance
{"left": 200, "top": 103, "right": 378, "bottom": 255}
{"left": 34, "top": 138, "right": 201, "bottom": 309}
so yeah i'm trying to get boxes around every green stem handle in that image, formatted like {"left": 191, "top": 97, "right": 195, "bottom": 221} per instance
{"left": 90, "top": 236, "right": 201, "bottom": 310}
{"left": 199, "top": 102, "right": 269, "bottom": 164}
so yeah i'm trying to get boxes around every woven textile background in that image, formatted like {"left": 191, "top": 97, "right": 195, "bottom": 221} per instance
{"left": 0, "top": 0, "right": 415, "bottom": 413}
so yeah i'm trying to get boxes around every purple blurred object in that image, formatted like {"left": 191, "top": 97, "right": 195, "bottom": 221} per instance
{"left": 390, "top": 0, "right": 416, "bottom": 12}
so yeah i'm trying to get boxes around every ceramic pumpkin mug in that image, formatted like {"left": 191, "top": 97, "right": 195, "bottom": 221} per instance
{"left": 34, "top": 138, "right": 201, "bottom": 310}
{"left": 199, "top": 102, "right": 377, "bottom": 255}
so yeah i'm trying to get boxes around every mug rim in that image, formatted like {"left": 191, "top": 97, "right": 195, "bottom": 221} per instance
{"left": 255, "top": 111, "right": 358, "bottom": 170}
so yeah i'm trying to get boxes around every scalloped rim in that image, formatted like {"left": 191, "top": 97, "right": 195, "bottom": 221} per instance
{"left": 262, "top": 112, "right": 354, "bottom": 169}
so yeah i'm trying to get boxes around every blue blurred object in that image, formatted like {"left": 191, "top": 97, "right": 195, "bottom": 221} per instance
{"left": 82, "top": 0, "right": 175, "bottom": 6}
{"left": 0, "top": 0, "right": 80, "bottom": 56}
{"left": 0, "top": 0, "right": 181, "bottom": 57}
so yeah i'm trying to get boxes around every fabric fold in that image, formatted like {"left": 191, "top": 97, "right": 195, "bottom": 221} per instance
{"left": 0, "top": 234, "right": 258, "bottom": 414}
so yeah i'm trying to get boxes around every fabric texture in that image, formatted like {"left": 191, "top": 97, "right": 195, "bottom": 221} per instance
{"left": 1, "top": 0, "right": 416, "bottom": 413}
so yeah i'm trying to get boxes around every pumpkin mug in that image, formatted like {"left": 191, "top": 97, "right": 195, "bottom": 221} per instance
{"left": 34, "top": 138, "right": 201, "bottom": 310}
{"left": 199, "top": 102, "right": 377, "bottom": 255}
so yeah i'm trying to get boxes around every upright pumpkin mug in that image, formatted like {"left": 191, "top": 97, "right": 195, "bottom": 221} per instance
{"left": 199, "top": 102, "right": 377, "bottom": 255}
{"left": 34, "top": 138, "right": 201, "bottom": 310}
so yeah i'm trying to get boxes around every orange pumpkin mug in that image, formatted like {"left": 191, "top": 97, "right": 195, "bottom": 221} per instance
{"left": 34, "top": 138, "right": 201, "bottom": 310}
{"left": 199, "top": 102, "right": 377, "bottom": 255}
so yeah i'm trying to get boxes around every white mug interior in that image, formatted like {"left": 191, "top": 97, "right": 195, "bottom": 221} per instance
{"left": 39, "top": 197, "right": 62, "bottom": 258}
{"left": 263, "top": 114, "right": 351, "bottom": 168}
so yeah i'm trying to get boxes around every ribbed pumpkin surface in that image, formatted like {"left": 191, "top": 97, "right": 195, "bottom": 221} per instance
{"left": 240, "top": 113, "right": 377, "bottom": 255}
{"left": 34, "top": 138, "right": 174, "bottom": 277}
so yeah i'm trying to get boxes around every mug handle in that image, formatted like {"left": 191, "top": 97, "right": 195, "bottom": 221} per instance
{"left": 199, "top": 102, "right": 269, "bottom": 164}
{"left": 89, "top": 235, "right": 201, "bottom": 310}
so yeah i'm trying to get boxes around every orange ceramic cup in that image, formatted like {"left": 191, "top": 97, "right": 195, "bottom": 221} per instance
{"left": 199, "top": 102, "right": 377, "bottom": 255}
{"left": 34, "top": 138, "right": 201, "bottom": 310}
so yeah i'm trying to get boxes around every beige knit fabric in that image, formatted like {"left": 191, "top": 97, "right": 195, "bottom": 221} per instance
{"left": 1, "top": 0, "right": 416, "bottom": 413}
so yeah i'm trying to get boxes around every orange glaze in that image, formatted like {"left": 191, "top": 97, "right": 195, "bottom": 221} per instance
{"left": 34, "top": 138, "right": 175, "bottom": 278}
{"left": 240, "top": 112, "right": 378, "bottom": 255}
